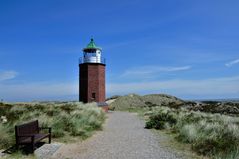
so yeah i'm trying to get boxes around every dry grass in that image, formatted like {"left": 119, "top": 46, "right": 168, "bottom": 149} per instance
{"left": 145, "top": 106, "right": 239, "bottom": 158}
{"left": 0, "top": 102, "right": 106, "bottom": 149}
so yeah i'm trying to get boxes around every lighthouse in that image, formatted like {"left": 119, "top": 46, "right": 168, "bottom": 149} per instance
{"left": 79, "top": 38, "right": 107, "bottom": 107}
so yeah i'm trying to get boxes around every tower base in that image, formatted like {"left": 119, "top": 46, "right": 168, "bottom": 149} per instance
{"left": 97, "top": 102, "right": 109, "bottom": 112}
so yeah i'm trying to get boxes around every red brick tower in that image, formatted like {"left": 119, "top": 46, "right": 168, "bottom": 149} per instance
{"left": 79, "top": 38, "right": 106, "bottom": 104}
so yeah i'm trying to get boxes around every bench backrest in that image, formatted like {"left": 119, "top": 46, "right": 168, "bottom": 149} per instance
{"left": 15, "top": 120, "right": 39, "bottom": 136}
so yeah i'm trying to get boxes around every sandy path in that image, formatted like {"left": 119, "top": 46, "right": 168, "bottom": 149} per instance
{"left": 51, "top": 111, "right": 182, "bottom": 159}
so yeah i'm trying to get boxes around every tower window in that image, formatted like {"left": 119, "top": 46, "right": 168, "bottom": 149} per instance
{"left": 92, "top": 93, "right": 96, "bottom": 99}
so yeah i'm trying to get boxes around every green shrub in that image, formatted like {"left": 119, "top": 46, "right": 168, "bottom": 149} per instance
{"left": 145, "top": 107, "right": 177, "bottom": 129}
{"left": 0, "top": 124, "right": 14, "bottom": 149}
{"left": 51, "top": 119, "right": 66, "bottom": 138}
{"left": 0, "top": 103, "right": 13, "bottom": 116}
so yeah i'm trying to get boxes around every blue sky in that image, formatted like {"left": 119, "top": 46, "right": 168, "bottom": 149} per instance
{"left": 0, "top": 0, "right": 239, "bottom": 101}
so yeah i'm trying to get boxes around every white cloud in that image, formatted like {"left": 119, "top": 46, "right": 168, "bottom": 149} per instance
{"left": 121, "top": 65, "right": 191, "bottom": 78}
{"left": 225, "top": 59, "right": 239, "bottom": 67}
{"left": 0, "top": 70, "right": 18, "bottom": 81}
{"left": 107, "top": 76, "right": 239, "bottom": 99}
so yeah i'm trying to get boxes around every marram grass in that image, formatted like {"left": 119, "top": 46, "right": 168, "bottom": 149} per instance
{"left": 0, "top": 102, "right": 106, "bottom": 149}
{"left": 145, "top": 106, "right": 239, "bottom": 158}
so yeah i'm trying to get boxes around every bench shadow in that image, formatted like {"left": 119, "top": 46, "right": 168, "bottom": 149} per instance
{"left": 2, "top": 142, "right": 46, "bottom": 155}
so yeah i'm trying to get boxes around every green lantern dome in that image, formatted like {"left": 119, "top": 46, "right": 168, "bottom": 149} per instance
{"left": 84, "top": 38, "right": 101, "bottom": 51}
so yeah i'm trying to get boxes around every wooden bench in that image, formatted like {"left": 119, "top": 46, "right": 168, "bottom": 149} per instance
{"left": 15, "top": 120, "right": 51, "bottom": 152}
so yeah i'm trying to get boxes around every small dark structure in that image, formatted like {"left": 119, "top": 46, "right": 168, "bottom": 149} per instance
{"left": 15, "top": 120, "right": 51, "bottom": 152}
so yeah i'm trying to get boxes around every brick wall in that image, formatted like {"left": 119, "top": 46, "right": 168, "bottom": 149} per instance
{"left": 79, "top": 63, "right": 105, "bottom": 103}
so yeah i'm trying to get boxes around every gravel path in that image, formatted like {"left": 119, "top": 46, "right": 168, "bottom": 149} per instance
{"left": 52, "top": 111, "right": 182, "bottom": 159}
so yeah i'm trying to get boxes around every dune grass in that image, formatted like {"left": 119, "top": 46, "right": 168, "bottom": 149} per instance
{"left": 145, "top": 106, "right": 239, "bottom": 158}
{"left": 0, "top": 102, "right": 106, "bottom": 149}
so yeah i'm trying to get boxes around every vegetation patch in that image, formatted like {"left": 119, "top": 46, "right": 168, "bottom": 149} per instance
{"left": 108, "top": 93, "right": 184, "bottom": 110}
{"left": 145, "top": 106, "right": 239, "bottom": 158}
{"left": 107, "top": 94, "right": 239, "bottom": 116}
{"left": 0, "top": 102, "right": 106, "bottom": 149}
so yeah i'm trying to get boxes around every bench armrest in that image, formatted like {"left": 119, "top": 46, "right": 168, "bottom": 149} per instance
{"left": 39, "top": 127, "right": 51, "bottom": 134}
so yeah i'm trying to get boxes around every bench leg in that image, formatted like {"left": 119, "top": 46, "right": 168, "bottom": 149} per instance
{"left": 31, "top": 143, "right": 35, "bottom": 153}
{"left": 31, "top": 136, "right": 35, "bottom": 153}
{"left": 16, "top": 144, "right": 19, "bottom": 150}
{"left": 49, "top": 135, "right": 51, "bottom": 144}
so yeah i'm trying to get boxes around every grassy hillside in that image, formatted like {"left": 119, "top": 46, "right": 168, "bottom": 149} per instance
{"left": 108, "top": 94, "right": 239, "bottom": 116}
{"left": 108, "top": 93, "right": 184, "bottom": 111}
{"left": 0, "top": 102, "right": 106, "bottom": 149}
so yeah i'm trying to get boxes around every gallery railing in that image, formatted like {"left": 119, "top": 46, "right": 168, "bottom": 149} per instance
{"left": 79, "top": 57, "right": 106, "bottom": 64}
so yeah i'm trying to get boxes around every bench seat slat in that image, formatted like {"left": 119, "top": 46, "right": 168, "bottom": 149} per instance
{"left": 19, "top": 133, "right": 50, "bottom": 144}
